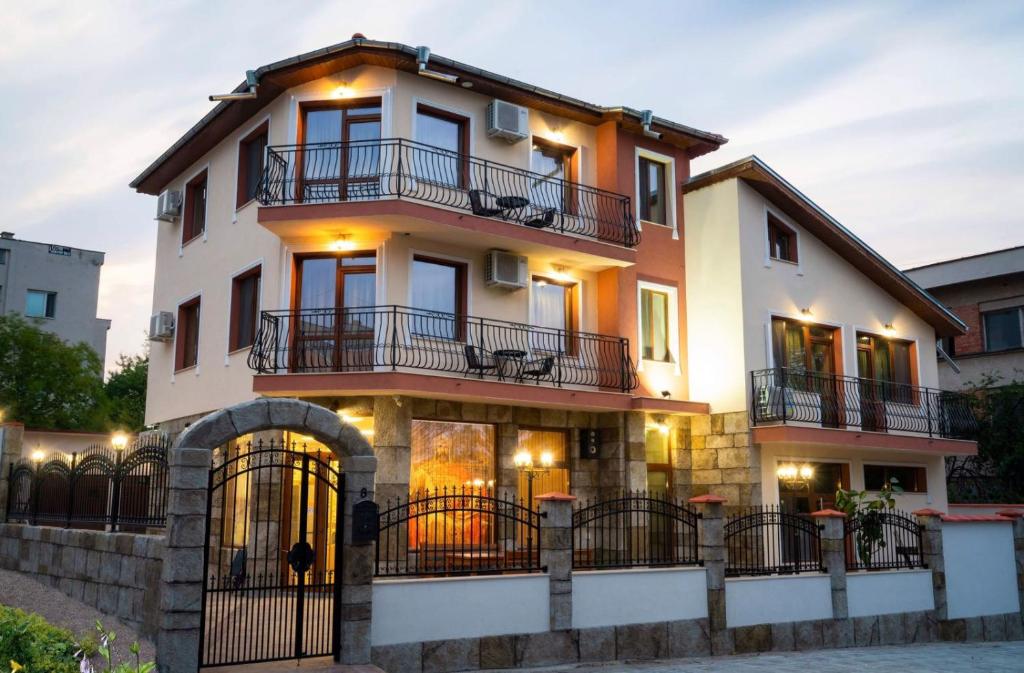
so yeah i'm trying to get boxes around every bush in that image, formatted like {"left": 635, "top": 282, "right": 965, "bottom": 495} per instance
{"left": 0, "top": 605, "right": 80, "bottom": 673}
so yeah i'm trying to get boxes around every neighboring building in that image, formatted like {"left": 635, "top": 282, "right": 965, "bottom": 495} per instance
{"left": 904, "top": 245, "right": 1024, "bottom": 389}
{"left": 131, "top": 36, "right": 975, "bottom": 524}
{"left": 0, "top": 231, "right": 110, "bottom": 361}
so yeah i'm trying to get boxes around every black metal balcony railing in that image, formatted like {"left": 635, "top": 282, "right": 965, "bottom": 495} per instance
{"left": 258, "top": 138, "right": 640, "bottom": 248}
{"left": 247, "top": 305, "right": 640, "bottom": 392}
{"left": 749, "top": 367, "right": 978, "bottom": 440}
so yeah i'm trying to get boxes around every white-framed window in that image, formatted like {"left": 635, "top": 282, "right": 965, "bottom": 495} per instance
{"left": 636, "top": 280, "right": 680, "bottom": 371}
{"left": 763, "top": 205, "right": 801, "bottom": 270}
{"left": 634, "top": 148, "right": 677, "bottom": 236}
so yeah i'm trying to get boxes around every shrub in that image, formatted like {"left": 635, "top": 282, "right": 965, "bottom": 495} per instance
{"left": 0, "top": 605, "right": 80, "bottom": 673}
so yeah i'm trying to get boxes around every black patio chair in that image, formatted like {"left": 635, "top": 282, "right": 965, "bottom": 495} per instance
{"left": 464, "top": 345, "right": 498, "bottom": 379}
{"left": 468, "top": 190, "right": 503, "bottom": 217}
{"left": 523, "top": 208, "right": 556, "bottom": 229}
{"left": 520, "top": 356, "right": 555, "bottom": 384}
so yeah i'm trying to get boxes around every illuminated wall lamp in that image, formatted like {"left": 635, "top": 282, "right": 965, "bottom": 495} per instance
{"left": 330, "top": 235, "right": 356, "bottom": 252}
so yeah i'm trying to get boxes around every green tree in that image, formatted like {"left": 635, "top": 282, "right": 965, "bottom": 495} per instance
{"left": 104, "top": 353, "right": 148, "bottom": 432}
{"left": 0, "top": 314, "right": 108, "bottom": 431}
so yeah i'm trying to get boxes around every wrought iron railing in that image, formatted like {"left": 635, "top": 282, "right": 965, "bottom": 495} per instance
{"left": 5, "top": 438, "right": 170, "bottom": 531}
{"left": 572, "top": 491, "right": 701, "bottom": 570}
{"left": 749, "top": 367, "right": 977, "bottom": 440}
{"left": 247, "top": 305, "right": 639, "bottom": 392}
{"left": 844, "top": 509, "right": 925, "bottom": 571}
{"left": 725, "top": 506, "right": 824, "bottom": 577}
{"left": 375, "top": 487, "right": 544, "bottom": 577}
{"left": 259, "top": 138, "right": 640, "bottom": 248}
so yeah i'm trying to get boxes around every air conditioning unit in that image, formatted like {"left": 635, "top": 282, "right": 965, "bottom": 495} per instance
{"left": 156, "top": 190, "right": 182, "bottom": 222}
{"left": 484, "top": 250, "right": 528, "bottom": 289}
{"left": 148, "top": 311, "right": 175, "bottom": 341}
{"left": 486, "top": 99, "right": 529, "bottom": 143}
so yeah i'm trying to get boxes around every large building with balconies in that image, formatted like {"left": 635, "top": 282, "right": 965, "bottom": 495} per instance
{"left": 132, "top": 36, "right": 976, "bottom": 517}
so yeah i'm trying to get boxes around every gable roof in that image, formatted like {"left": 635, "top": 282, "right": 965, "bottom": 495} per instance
{"left": 683, "top": 156, "right": 968, "bottom": 337}
{"left": 130, "top": 37, "right": 727, "bottom": 195}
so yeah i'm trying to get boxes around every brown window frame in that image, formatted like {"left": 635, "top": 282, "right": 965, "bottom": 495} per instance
{"left": 856, "top": 332, "right": 918, "bottom": 403}
{"left": 530, "top": 137, "right": 578, "bottom": 215}
{"left": 236, "top": 121, "right": 269, "bottom": 209}
{"left": 175, "top": 296, "right": 201, "bottom": 371}
{"left": 640, "top": 287, "right": 673, "bottom": 363}
{"left": 531, "top": 275, "right": 579, "bottom": 356}
{"left": 415, "top": 103, "right": 470, "bottom": 188}
{"left": 864, "top": 464, "right": 927, "bottom": 493}
{"left": 638, "top": 156, "right": 668, "bottom": 225}
{"left": 767, "top": 213, "right": 798, "bottom": 263}
{"left": 411, "top": 255, "right": 468, "bottom": 341}
{"left": 296, "top": 97, "right": 383, "bottom": 203}
{"left": 229, "top": 265, "right": 262, "bottom": 352}
{"left": 182, "top": 170, "right": 208, "bottom": 245}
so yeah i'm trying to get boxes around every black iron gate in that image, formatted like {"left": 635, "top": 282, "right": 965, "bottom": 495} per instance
{"left": 199, "top": 440, "right": 344, "bottom": 667}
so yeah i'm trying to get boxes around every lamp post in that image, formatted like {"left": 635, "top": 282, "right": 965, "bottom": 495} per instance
{"left": 513, "top": 449, "right": 554, "bottom": 507}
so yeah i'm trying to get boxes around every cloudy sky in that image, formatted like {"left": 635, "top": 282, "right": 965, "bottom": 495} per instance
{"left": 1, "top": 0, "right": 1022, "bottom": 370}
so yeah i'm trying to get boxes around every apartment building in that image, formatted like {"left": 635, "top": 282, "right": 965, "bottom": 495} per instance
{"left": 905, "top": 245, "right": 1024, "bottom": 389}
{"left": 0, "top": 231, "right": 110, "bottom": 360}
{"left": 132, "top": 36, "right": 976, "bottom": 520}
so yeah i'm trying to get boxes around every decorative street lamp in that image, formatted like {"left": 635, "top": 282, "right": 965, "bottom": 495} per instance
{"left": 111, "top": 432, "right": 129, "bottom": 452}
{"left": 30, "top": 450, "right": 45, "bottom": 465}
{"left": 513, "top": 449, "right": 554, "bottom": 507}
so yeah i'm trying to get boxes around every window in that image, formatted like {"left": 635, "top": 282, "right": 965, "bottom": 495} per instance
{"left": 236, "top": 122, "right": 268, "bottom": 208}
{"left": 772, "top": 318, "right": 838, "bottom": 375}
{"left": 638, "top": 156, "right": 667, "bottom": 225}
{"left": 531, "top": 276, "right": 577, "bottom": 354}
{"left": 645, "top": 426, "right": 672, "bottom": 493}
{"left": 229, "top": 266, "right": 261, "bottom": 351}
{"left": 410, "top": 255, "right": 466, "bottom": 339}
{"left": 856, "top": 333, "right": 914, "bottom": 404}
{"left": 517, "top": 429, "right": 569, "bottom": 500}
{"left": 0, "top": 249, "right": 8, "bottom": 264}
{"left": 864, "top": 464, "right": 927, "bottom": 493}
{"left": 983, "top": 308, "right": 1023, "bottom": 352}
{"left": 767, "top": 213, "right": 798, "bottom": 263}
{"left": 414, "top": 104, "right": 468, "bottom": 187}
{"left": 175, "top": 297, "right": 201, "bottom": 371}
{"left": 299, "top": 99, "right": 382, "bottom": 202}
{"left": 182, "top": 170, "right": 208, "bottom": 244}
{"left": 640, "top": 287, "right": 672, "bottom": 362}
{"left": 410, "top": 420, "right": 495, "bottom": 494}
{"left": 25, "top": 290, "right": 56, "bottom": 318}
{"left": 530, "top": 139, "right": 575, "bottom": 213}
{"left": 938, "top": 335, "right": 957, "bottom": 357}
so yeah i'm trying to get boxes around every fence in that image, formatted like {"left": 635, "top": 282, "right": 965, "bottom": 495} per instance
{"left": 5, "top": 438, "right": 170, "bottom": 531}
{"left": 375, "top": 487, "right": 544, "bottom": 577}
{"left": 248, "top": 305, "right": 640, "bottom": 392}
{"left": 572, "top": 491, "right": 701, "bottom": 570}
{"left": 260, "top": 138, "right": 640, "bottom": 248}
{"left": 749, "top": 367, "right": 978, "bottom": 439}
{"left": 844, "top": 509, "right": 925, "bottom": 571}
{"left": 724, "top": 506, "right": 824, "bottom": 577}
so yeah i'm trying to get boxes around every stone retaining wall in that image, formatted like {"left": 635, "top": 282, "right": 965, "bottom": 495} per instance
{"left": 0, "top": 523, "right": 164, "bottom": 637}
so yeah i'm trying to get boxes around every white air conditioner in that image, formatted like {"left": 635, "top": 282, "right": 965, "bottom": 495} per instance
{"left": 148, "top": 311, "right": 175, "bottom": 341}
{"left": 485, "top": 250, "right": 528, "bottom": 289}
{"left": 156, "top": 190, "right": 182, "bottom": 222}
{"left": 486, "top": 99, "right": 529, "bottom": 143}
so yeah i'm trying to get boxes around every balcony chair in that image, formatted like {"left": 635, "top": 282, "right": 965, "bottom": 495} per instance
{"left": 520, "top": 355, "right": 555, "bottom": 384}
{"left": 523, "top": 207, "right": 556, "bottom": 229}
{"left": 464, "top": 344, "right": 498, "bottom": 379}
{"left": 468, "top": 189, "right": 504, "bottom": 218}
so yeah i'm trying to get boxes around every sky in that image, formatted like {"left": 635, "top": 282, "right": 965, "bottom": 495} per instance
{"left": 1, "top": 0, "right": 1022, "bottom": 371}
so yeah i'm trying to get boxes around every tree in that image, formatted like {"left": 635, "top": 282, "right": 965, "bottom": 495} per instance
{"left": 105, "top": 353, "right": 148, "bottom": 432}
{"left": 0, "top": 314, "right": 108, "bottom": 431}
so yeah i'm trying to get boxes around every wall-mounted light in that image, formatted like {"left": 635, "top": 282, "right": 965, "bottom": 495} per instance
{"left": 799, "top": 307, "right": 814, "bottom": 321}
{"left": 660, "top": 390, "right": 672, "bottom": 399}
{"left": 332, "top": 82, "right": 354, "bottom": 98}
{"left": 549, "top": 265, "right": 573, "bottom": 283}
{"left": 330, "top": 235, "right": 356, "bottom": 251}
{"left": 549, "top": 129, "right": 566, "bottom": 144}
{"left": 777, "top": 463, "right": 815, "bottom": 490}
{"left": 883, "top": 322, "right": 896, "bottom": 334}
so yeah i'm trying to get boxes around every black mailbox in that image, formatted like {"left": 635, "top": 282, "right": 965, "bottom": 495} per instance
{"left": 352, "top": 500, "right": 379, "bottom": 545}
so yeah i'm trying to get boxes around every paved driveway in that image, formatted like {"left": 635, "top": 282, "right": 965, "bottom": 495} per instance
{"left": 492, "top": 642, "right": 1024, "bottom": 673}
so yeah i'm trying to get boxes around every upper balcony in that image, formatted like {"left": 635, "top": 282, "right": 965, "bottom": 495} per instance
{"left": 749, "top": 367, "right": 978, "bottom": 452}
{"left": 257, "top": 138, "right": 640, "bottom": 252}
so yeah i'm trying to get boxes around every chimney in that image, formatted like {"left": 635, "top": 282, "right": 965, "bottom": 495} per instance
{"left": 0, "top": 232, "right": 14, "bottom": 239}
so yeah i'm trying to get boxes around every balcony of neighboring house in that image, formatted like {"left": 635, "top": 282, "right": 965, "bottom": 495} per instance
{"left": 255, "top": 138, "right": 640, "bottom": 262}
{"left": 749, "top": 367, "right": 979, "bottom": 454}
{"left": 248, "top": 305, "right": 642, "bottom": 405}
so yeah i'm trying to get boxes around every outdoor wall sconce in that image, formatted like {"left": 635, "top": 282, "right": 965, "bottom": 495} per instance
{"left": 660, "top": 390, "right": 672, "bottom": 399}
{"left": 800, "top": 307, "right": 814, "bottom": 320}
{"left": 777, "top": 463, "right": 814, "bottom": 490}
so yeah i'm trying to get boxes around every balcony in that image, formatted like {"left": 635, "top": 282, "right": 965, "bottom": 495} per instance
{"left": 749, "top": 367, "right": 977, "bottom": 440}
{"left": 248, "top": 306, "right": 639, "bottom": 393}
{"left": 258, "top": 139, "right": 640, "bottom": 249}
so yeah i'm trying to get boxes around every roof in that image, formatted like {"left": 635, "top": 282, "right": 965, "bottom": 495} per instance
{"left": 130, "top": 37, "right": 727, "bottom": 195}
{"left": 903, "top": 244, "right": 1024, "bottom": 290}
{"left": 683, "top": 156, "right": 968, "bottom": 337}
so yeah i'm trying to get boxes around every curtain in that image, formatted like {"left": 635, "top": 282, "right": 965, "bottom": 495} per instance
{"left": 410, "top": 420, "right": 495, "bottom": 493}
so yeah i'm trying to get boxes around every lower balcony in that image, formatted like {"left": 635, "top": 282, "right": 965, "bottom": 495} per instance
{"left": 749, "top": 367, "right": 978, "bottom": 441}
{"left": 248, "top": 306, "right": 639, "bottom": 394}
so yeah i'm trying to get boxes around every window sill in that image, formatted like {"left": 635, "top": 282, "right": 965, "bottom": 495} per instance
{"left": 174, "top": 364, "right": 198, "bottom": 375}
{"left": 769, "top": 256, "right": 799, "bottom": 266}
{"left": 181, "top": 233, "right": 205, "bottom": 249}
{"left": 639, "top": 219, "right": 674, "bottom": 229}
{"left": 227, "top": 345, "right": 253, "bottom": 357}
{"left": 235, "top": 198, "right": 257, "bottom": 214}
{"left": 25, "top": 314, "right": 55, "bottom": 320}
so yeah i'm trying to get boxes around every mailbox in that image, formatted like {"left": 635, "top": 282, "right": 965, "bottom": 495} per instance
{"left": 351, "top": 499, "right": 379, "bottom": 545}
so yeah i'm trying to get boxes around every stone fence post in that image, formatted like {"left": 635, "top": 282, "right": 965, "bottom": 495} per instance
{"left": 996, "top": 510, "right": 1024, "bottom": 628}
{"left": 914, "top": 509, "right": 947, "bottom": 624}
{"left": 157, "top": 447, "right": 212, "bottom": 673}
{"left": 689, "top": 495, "right": 727, "bottom": 652}
{"left": 812, "top": 509, "right": 848, "bottom": 620}
{"left": 0, "top": 422, "right": 25, "bottom": 522}
{"left": 537, "top": 493, "right": 575, "bottom": 631}
{"left": 340, "top": 454, "right": 378, "bottom": 665}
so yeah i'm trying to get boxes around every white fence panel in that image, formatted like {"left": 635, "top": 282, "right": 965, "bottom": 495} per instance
{"left": 572, "top": 567, "right": 707, "bottom": 629}
{"left": 943, "top": 521, "right": 1020, "bottom": 619}
{"left": 726, "top": 574, "right": 832, "bottom": 627}
{"left": 847, "top": 569, "right": 934, "bottom": 618}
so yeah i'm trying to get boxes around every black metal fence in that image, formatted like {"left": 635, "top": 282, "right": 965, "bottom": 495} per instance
{"left": 259, "top": 138, "right": 640, "bottom": 248}
{"left": 572, "top": 491, "right": 701, "bottom": 570}
{"left": 749, "top": 367, "right": 977, "bottom": 440}
{"left": 725, "top": 506, "right": 824, "bottom": 577}
{"left": 248, "top": 305, "right": 639, "bottom": 392}
{"left": 375, "top": 487, "right": 544, "bottom": 577}
{"left": 844, "top": 510, "right": 925, "bottom": 571}
{"left": 5, "top": 438, "right": 170, "bottom": 531}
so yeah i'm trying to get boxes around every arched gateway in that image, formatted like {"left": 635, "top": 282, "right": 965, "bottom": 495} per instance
{"left": 156, "top": 399, "right": 377, "bottom": 673}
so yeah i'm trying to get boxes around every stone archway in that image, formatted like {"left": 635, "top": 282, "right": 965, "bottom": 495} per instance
{"left": 157, "top": 399, "right": 377, "bottom": 673}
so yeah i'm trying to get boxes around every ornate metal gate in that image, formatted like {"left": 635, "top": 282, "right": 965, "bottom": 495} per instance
{"left": 199, "top": 439, "right": 344, "bottom": 667}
